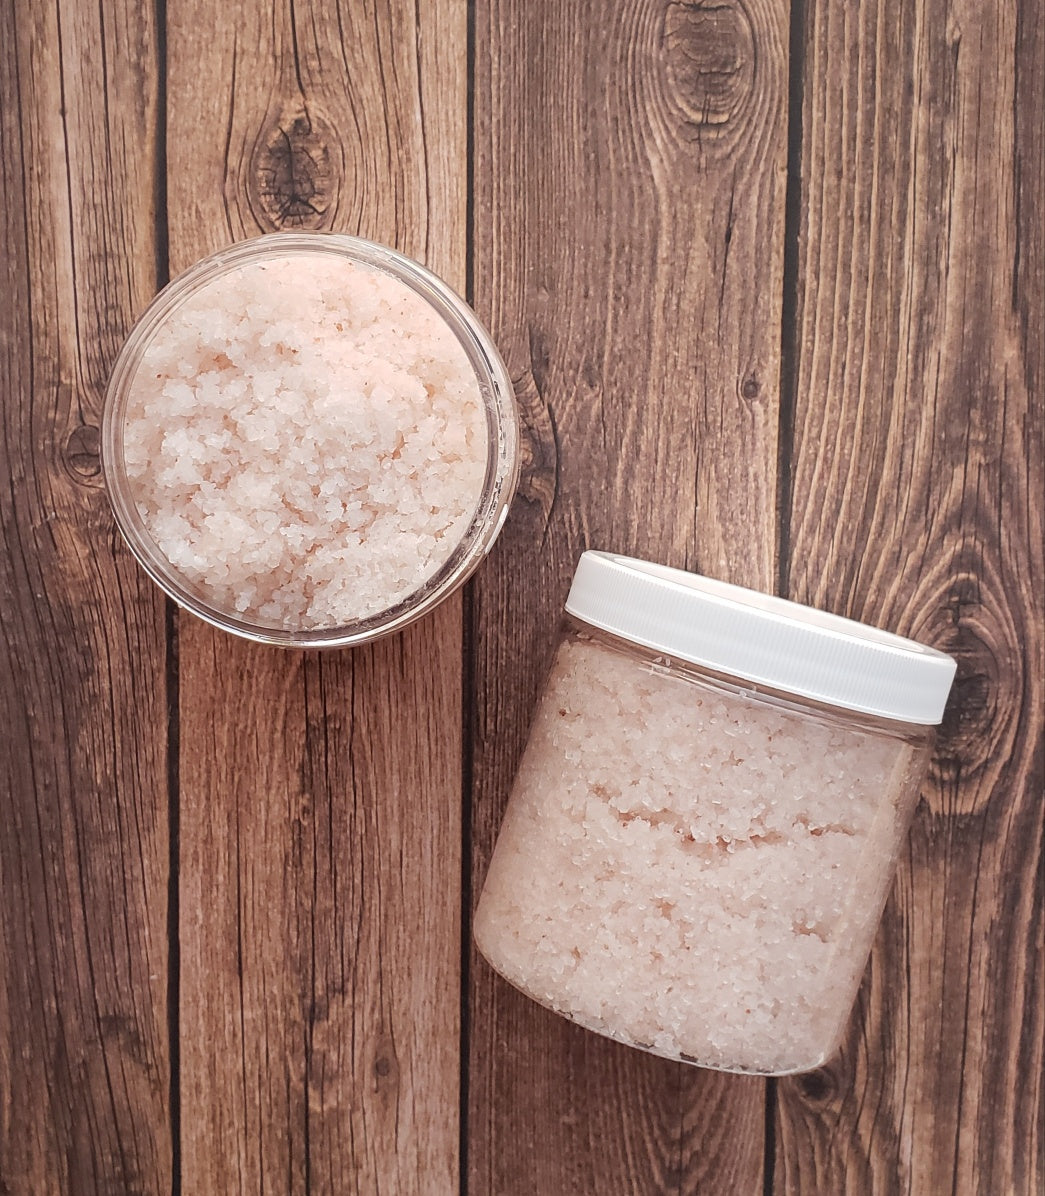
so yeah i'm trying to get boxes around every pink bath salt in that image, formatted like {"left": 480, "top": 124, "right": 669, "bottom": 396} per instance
{"left": 474, "top": 633, "right": 923, "bottom": 1074}
{"left": 121, "top": 253, "right": 488, "bottom": 629}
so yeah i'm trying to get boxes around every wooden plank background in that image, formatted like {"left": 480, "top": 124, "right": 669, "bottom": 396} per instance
{"left": 165, "top": 3, "right": 467, "bottom": 1192}
{"left": 1, "top": 0, "right": 1041, "bottom": 1193}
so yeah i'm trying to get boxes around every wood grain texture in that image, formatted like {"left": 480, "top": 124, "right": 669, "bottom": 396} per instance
{"left": 467, "top": 0, "right": 788, "bottom": 1191}
{"left": 3, "top": 0, "right": 1042, "bottom": 1191}
{"left": 773, "top": 0, "right": 1044, "bottom": 1192}
{"left": 0, "top": 0, "right": 171, "bottom": 1192}
{"left": 165, "top": 1, "right": 467, "bottom": 1191}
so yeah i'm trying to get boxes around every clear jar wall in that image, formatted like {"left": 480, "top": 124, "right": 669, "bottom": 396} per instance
{"left": 474, "top": 617, "right": 934, "bottom": 1075}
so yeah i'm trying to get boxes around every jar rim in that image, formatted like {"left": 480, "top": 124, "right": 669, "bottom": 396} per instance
{"left": 101, "top": 233, "right": 520, "bottom": 647}
{"left": 564, "top": 552, "right": 957, "bottom": 725}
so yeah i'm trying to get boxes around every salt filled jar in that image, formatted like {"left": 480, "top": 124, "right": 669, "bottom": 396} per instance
{"left": 102, "top": 234, "right": 519, "bottom": 646}
{"left": 474, "top": 551, "right": 957, "bottom": 1075}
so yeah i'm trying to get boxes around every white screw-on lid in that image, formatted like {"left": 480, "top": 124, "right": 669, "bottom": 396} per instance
{"left": 565, "top": 552, "right": 957, "bottom": 726}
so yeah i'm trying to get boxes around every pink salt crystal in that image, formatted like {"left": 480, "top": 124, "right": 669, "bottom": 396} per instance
{"left": 122, "top": 253, "right": 488, "bottom": 630}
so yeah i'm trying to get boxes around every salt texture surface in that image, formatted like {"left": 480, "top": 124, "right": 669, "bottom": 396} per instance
{"left": 474, "top": 632, "right": 922, "bottom": 1073}
{"left": 122, "top": 253, "right": 488, "bottom": 629}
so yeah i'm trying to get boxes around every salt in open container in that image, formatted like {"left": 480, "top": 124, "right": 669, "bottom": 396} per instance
{"left": 102, "top": 234, "right": 519, "bottom": 647}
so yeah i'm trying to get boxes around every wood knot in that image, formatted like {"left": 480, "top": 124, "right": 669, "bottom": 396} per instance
{"left": 662, "top": 0, "right": 756, "bottom": 136}
{"left": 250, "top": 105, "right": 341, "bottom": 231}
{"left": 928, "top": 576, "right": 1023, "bottom": 800}
{"left": 740, "top": 374, "right": 761, "bottom": 403}
{"left": 795, "top": 1067, "right": 834, "bottom": 1103}
{"left": 63, "top": 423, "right": 101, "bottom": 484}
{"left": 934, "top": 647, "right": 1004, "bottom": 786}
{"left": 370, "top": 1036, "right": 399, "bottom": 1093}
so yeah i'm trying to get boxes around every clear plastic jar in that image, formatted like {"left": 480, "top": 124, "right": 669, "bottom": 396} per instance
{"left": 474, "top": 552, "right": 956, "bottom": 1074}
{"left": 101, "top": 233, "right": 519, "bottom": 647}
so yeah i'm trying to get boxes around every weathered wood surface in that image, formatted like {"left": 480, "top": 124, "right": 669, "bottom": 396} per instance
{"left": 774, "top": 0, "right": 1044, "bottom": 1192}
{"left": 0, "top": 0, "right": 1041, "bottom": 1193}
{"left": 166, "top": 0, "right": 467, "bottom": 1192}
{"left": 0, "top": 1, "right": 172, "bottom": 1192}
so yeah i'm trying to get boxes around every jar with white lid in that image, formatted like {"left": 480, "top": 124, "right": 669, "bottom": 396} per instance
{"left": 474, "top": 551, "right": 957, "bottom": 1075}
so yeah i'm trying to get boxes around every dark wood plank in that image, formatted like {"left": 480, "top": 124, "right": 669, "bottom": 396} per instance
{"left": 774, "top": 0, "right": 1044, "bottom": 1191}
{"left": 0, "top": 0, "right": 171, "bottom": 1192}
{"left": 468, "top": 1, "right": 789, "bottom": 1191}
{"left": 165, "top": 1, "right": 467, "bottom": 1191}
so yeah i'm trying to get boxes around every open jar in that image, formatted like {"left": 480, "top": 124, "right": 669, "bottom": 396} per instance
{"left": 102, "top": 234, "right": 519, "bottom": 647}
{"left": 474, "top": 552, "right": 957, "bottom": 1074}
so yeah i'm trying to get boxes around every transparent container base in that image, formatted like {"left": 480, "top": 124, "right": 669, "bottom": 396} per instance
{"left": 489, "top": 952, "right": 854, "bottom": 1075}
